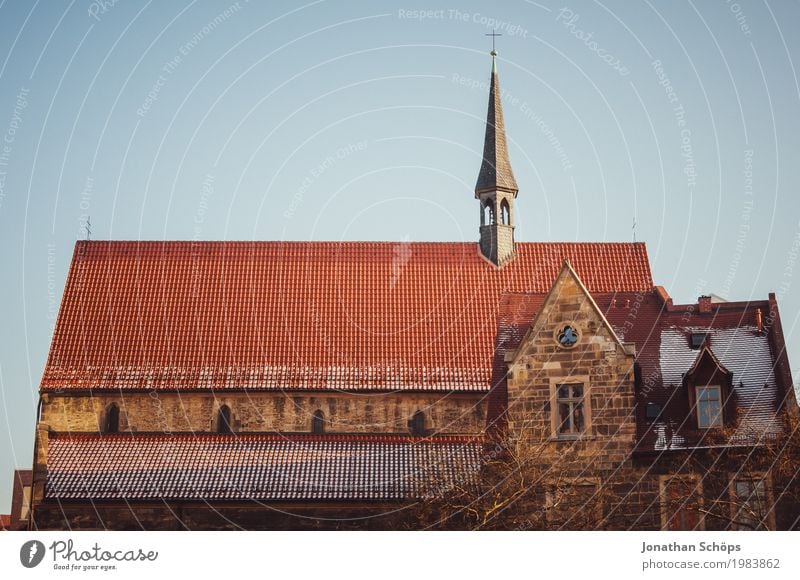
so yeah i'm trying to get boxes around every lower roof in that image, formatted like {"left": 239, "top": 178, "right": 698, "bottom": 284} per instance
{"left": 45, "top": 433, "right": 481, "bottom": 502}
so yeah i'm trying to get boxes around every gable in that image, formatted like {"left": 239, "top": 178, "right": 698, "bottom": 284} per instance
{"left": 509, "top": 260, "right": 631, "bottom": 363}
{"left": 499, "top": 261, "right": 637, "bottom": 446}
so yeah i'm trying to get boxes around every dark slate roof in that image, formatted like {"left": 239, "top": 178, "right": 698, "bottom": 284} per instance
{"left": 41, "top": 240, "right": 652, "bottom": 392}
{"left": 475, "top": 55, "right": 518, "bottom": 195}
{"left": 634, "top": 311, "right": 784, "bottom": 450}
{"left": 45, "top": 434, "right": 481, "bottom": 501}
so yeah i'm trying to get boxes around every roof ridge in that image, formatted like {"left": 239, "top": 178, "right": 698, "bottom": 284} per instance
{"left": 73, "top": 240, "right": 649, "bottom": 245}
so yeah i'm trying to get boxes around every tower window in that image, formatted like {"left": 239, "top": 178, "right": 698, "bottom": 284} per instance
{"left": 312, "top": 410, "right": 325, "bottom": 434}
{"left": 217, "top": 405, "right": 233, "bottom": 434}
{"left": 500, "top": 199, "right": 510, "bottom": 225}
{"left": 103, "top": 403, "right": 120, "bottom": 434}
{"left": 482, "top": 200, "right": 495, "bottom": 225}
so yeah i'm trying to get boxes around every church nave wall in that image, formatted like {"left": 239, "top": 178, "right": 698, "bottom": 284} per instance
{"left": 39, "top": 391, "right": 487, "bottom": 436}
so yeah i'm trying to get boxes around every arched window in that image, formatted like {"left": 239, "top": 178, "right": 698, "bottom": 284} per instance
{"left": 104, "top": 403, "right": 120, "bottom": 434}
{"left": 500, "top": 199, "right": 510, "bottom": 225}
{"left": 410, "top": 411, "right": 426, "bottom": 436}
{"left": 312, "top": 410, "right": 325, "bottom": 434}
{"left": 483, "top": 200, "right": 495, "bottom": 225}
{"left": 217, "top": 405, "right": 232, "bottom": 434}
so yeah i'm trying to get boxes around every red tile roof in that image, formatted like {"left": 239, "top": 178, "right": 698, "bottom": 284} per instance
{"left": 42, "top": 241, "right": 653, "bottom": 391}
{"left": 0, "top": 514, "right": 10, "bottom": 530}
{"left": 45, "top": 433, "right": 480, "bottom": 501}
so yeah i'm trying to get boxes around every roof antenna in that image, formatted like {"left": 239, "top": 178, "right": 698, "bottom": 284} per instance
{"left": 632, "top": 216, "right": 637, "bottom": 243}
{"left": 85, "top": 216, "right": 92, "bottom": 241}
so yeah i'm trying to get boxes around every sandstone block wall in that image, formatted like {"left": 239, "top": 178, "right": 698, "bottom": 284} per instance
{"left": 506, "top": 265, "right": 637, "bottom": 468}
{"left": 40, "top": 391, "right": 487, "bottom": 435}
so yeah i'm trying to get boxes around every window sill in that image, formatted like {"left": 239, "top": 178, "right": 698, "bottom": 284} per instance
{"left": 549, "top": 434, "right": 595, "bottom": 442}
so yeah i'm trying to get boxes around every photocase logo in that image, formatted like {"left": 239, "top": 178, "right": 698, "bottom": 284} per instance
{"left": 19, "top": 540, "right": 46, "bottom": 568}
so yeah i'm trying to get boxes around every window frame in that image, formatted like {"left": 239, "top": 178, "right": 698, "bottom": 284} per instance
{"left": 645, "top": 402, "right": 662, "bottom": 422}
{"left": 500, "top": 199, "right": 511, "bottom": 225}
{"left": 729, "top": 473, "right": 775, "bottom": 530}
{"left": 549, "top": 376, "right": 591, "bottom": 440}
{"left": 695, "top": 384, "right": 723, "bottom": 429}
{"left": 544, "top": 477, "right": 603, "bottom": 528}
{"left": 409, "top": 411, "right": 427, "bottom": 437}
{"left": 554, "top": 324, "right": 580, "bottom": 349}
{"left": 690, "top": 332, "right": 709, "bottom": 349}
{"left": 482, "top": 200, "right": 495, "bottom": 225}
{"left": 103, "top": 403, "right": 120, "bottom": 434}
{"left": 659, "top": 475, "right": 705, "bottom": 531}
{"left": 311, "top": 410, "right": 325, "bottom": 434}
{"left": 216, "top": 404, "right": 233, "bottom": 434}
{"left": 20, "top": 485, "right": 31, "bottom": 521}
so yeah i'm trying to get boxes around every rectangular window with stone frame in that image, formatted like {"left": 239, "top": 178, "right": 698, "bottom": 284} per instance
{"left": 544, "top": 478, "right": 603, "bottom": 529}
{"left": 660, "top": 475, "right": 705, "bottom": 531}
{"left": 550, "top": 377, "right": 591, "bottom": 440}
{"left": 730, "top": 473, "right": 775, "bottom": 530}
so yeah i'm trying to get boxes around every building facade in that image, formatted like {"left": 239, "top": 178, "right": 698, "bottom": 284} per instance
{"left": 26, "top": 53, "right": 799, "bottom": 530}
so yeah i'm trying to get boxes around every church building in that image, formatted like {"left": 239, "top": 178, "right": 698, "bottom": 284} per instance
{"left": 27, "top": 52, "right": 799, "bottom": 530}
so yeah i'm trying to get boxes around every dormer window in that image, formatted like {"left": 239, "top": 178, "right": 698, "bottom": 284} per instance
{"left": 690, "top": 332, "right": 708, "bottom": 349}
{"left": 684, "top": 345, "right": 733, "bottom": 430}
{"left": 645, "top": 402, "right": 662, "bottom": 422}
{"left": 695, "top": 386, "right": 723, "bottom": 428}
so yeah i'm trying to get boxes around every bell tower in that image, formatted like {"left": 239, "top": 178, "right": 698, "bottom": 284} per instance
{"left": 475, "top": 50, "right": 518, "bottom": 267}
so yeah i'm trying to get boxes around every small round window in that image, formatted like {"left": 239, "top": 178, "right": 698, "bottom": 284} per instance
{"left": 556, "top": 325, "right": 579, "bottom": 348}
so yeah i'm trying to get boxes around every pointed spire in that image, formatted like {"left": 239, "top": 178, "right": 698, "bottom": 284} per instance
{"left": 475, "top": 51, "right": 518, "bottom": 196}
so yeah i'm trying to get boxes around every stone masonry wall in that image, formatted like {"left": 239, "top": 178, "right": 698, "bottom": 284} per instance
{"left": 506, "top": 266, "right": 638, "bottom": 474}
{"left": 40, "top": 391, "right": 486, "bottom": 435}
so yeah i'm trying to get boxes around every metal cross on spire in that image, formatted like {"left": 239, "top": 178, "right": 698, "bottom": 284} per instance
{"left": 485, "top": 30, "right": 502, "bottom": 55}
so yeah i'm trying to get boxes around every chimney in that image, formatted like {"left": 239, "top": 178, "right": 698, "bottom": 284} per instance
{"left": 755, "top": 307, "right": 763, "bottom": 334}
{"left": 698, "top": 295, "right": 712, "bottom": 314}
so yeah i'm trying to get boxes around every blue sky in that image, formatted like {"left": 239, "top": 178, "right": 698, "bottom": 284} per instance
{"left": 1, "top": 0, "right": 799, "bottom": 511}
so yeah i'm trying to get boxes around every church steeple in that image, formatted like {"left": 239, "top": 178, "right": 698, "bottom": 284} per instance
{"left": 476, "top": 50, "right": 518, "bottom": 267}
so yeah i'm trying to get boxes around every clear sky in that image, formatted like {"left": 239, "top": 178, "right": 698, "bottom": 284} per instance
{"left": 1, "top": 0, "right": 799, "bottom": 511}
